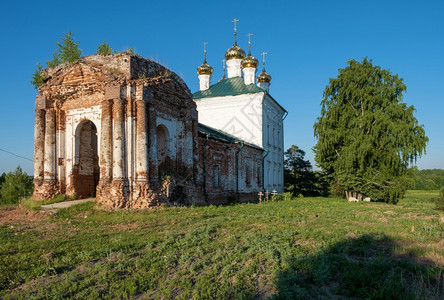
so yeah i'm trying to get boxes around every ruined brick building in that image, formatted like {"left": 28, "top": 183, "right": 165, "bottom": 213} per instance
{"left": 33, "top": 53, "right": 267, "bottom": 208}
{"left": 33, "top": 24, "right": 286, "bottom": 208}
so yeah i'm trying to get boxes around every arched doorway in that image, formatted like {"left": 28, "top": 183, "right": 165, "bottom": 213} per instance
{"left": 156, "top": 124, "right": 170, "bottom": 172}
{"left": 74, "top": 120, "right": 99, "bottom": 197}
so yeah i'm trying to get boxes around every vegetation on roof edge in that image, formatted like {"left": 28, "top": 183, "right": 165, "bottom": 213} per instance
{"left": 31, "top": 31, "right": 139, "bottom": 89}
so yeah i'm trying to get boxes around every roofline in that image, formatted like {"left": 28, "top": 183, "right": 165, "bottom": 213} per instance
{"left": 198, "top": 123, "right": 264, "bottom": 151}
{"left": 264, "top": 91, "right": 287, "bottom": 114}
{"left": 194, "top": 91, "right": 262, "bottom": 100}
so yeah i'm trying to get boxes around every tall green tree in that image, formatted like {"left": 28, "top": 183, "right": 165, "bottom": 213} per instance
{"left": 313, "top": 58, "right": 428, "bottom": 204}
{"left": 284, "top": 145, "right": 313, "bottom": 196}
{"left": 0, "top": 172, "right": 6, "bottom": 186}
{"left": 0, "top": 166, "right": 33, "bottom": 205}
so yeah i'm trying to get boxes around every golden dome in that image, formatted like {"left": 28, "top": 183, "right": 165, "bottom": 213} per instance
{"left": 241, "top": 47, "right": 258, "bottom": 68}
{"left": 257, "top": 69, "right": 271, "bottom": 83}
{"left": 197, "top": 58, "right": 213, "bottom": 75}
{"left": 225, "top": 43, "right": 246, "bottom": 60}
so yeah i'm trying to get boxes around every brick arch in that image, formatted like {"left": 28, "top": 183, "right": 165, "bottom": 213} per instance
{"left": 72, "top": 119, "right": 99, "bottom": 198}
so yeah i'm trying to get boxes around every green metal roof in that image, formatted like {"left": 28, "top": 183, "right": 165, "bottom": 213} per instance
{"left": 198, "top": 123, "right": 263, "bottom": 151}
{"left": 193, "top": 77, "right": 265, "bottom": 99}
{"left": 198, "top": 123, "right": 240, "bottom": 143}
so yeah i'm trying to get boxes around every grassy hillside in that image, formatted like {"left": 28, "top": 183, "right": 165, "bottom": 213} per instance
{"left": 1, "top": 191, "right": 443, "bottom": 299}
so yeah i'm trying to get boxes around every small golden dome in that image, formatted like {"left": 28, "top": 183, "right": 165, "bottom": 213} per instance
{"left": 197, "top": 58, "right": 213, "bottom": 75}
{"left": 242, "top": 48, "right": 258, "bottom": 68}
{"left": 257, "top": 69, "right": 271, "bottom": 83}
{"left": 225, "top": 43, "right": 246, "bottom": 60}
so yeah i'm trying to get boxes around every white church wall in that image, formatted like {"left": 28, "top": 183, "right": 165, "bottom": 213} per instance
{"left": 263, "top": 95, "right": 286, "bottom": 193}
{"left": 195, "top": 93, "right": 265, "bottom": 147}
{"left": 64, "top": 105, "right": 102, "bottom": 189}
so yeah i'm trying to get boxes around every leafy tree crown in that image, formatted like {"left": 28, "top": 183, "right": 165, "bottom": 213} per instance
{"left": 313, "top": 58, "right": 428, "bottom": 203}
{"left": 0, "top": 166, "right": 33, "bottom": 205}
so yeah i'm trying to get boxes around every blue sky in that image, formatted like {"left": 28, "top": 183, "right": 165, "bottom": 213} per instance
{"left": 0, "top": 0, "right": 443, "bottom": 174}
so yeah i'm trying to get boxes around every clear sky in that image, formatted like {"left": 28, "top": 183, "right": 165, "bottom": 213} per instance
{"left": 0, "top": 0, "right": 443, "bottom": 175}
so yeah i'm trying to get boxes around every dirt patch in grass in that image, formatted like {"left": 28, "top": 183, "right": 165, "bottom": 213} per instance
{"left": 346, "top": 232, "right": 357, "bottom": 239}
{"left": 378, "top": 217, "right": 389, "bottom": 223}
{"left": 406, "top": 212, "right": 437, "bottom": 220}
{"left": 0, "top": 206, "right": 49, "bottom": 225}
{"left": 106, "top": 223, "right": 142, "bottom": 232}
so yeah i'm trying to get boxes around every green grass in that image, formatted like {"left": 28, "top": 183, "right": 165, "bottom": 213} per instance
{"left": 20, "top": 194, "right": 80, "bottom": 210}
{"left": 1, "top": 191, "right": 443, "bottom": 299}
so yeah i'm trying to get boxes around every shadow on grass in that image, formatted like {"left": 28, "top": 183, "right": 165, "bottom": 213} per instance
{"left": 272, "top": 234, "right": 443, "bottom": 299}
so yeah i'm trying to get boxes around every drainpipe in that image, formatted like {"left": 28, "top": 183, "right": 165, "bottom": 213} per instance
{"left": 235, "top": 141, "right": 244, "bottom": 202}
{"left": 262, "top": 149, "right": 269, "bottom": 192}
{"left": 282, "top": 111, "right": 288, "bottom": 120}
{"left": 202, "top": 134, "right": 209, "bottom": 203}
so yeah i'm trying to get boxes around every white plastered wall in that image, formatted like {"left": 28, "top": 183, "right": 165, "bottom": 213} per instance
{"left": 64, "top": 105, "right": 102, "bottom": 189}
{"left": 263, "top": 94, "right": 285, "bottom": 192}
{"left": 156, "top": 115, "right": 178, "bottom": 160}
{"left": 195, "top": 92, "right": 264, "bottom": 147}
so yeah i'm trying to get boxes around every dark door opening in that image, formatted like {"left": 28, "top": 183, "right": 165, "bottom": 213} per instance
{"left": 75, "top": 120, "right": 99, "bottom": 198}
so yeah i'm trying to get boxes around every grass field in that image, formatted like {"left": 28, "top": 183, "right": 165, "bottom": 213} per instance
{"left": 1, "top": 191, "right": 443, "bottom": 299}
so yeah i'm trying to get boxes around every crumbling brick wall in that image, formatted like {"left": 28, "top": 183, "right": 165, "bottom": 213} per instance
{"left": 197, "top": 132, "right": 263, "bottom": 204}
{"left": 33, "top": 53, "right": 202, "bottom": 208}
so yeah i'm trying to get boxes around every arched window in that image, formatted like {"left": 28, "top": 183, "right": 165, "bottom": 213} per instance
{"left": 156, "top": 125, "right": 170, "bottom": 171}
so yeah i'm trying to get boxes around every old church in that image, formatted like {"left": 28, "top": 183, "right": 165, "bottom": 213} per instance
{"left": 33, "top": 25, "right": 286, "bottom": 209}
{"left": 193, "top": 30, "right": 287, "bottom": 193}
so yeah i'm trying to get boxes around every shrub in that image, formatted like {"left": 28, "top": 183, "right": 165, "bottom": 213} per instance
{"left": 30, "top": 63, "right": 46, "bottom": 89}
{"left": 97, "top": 40, "right": 112, "bottom": 55}
{"left": 273, "top": 192, "right": 292, "bottom": 202}
{"left": 32, "top": 31, "right": 82, "bottom": 89}
{"left": 0, "top": 166, "right": 33, "bottom": 205}
{"left": 434, "top": 187, "right": 444, "bottom": 211}
{"left": 53, "top": 194, "right": 66, "bottom": 202}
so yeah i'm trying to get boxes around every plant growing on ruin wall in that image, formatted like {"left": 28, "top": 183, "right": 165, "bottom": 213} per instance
{"left": 30, "top": 63, "right": 45, "bottom": 89}
{"left": 55, "top": 31, "right": 82, "bottom": 64}
{"left": 31, "top": 31, "right": 82, "bottom": 89}
{"left": 97, "top": 40, "right": 112, "bottom": 55}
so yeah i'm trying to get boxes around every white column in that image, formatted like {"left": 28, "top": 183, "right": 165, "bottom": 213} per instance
{"left": 258, "top": 82, "right": 270, "bottom": 92}
{"left": 100, "top": 99, "right": 113, "bottom": 182}
{"left": 112, "top": 98, "right": 125, "bottom": 180}
{"left": 135, "top": 99, "right": 148, "bottom": 181}
{"left": 199, "top": 74, "right": 211, "bottom": 91}
{"left": 34, "top": 109, "right": 45, "bottom": 183}
{"left": 243, "top": 67, "right": 256, "bottom": 85}
{"left": 227, "top": 59, "right": 242, "bottom": 78}
{"left": 43, "top": 108, "right": 56, "bottom": 181}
